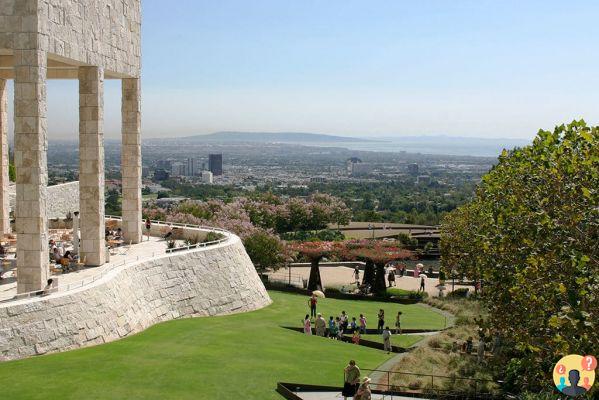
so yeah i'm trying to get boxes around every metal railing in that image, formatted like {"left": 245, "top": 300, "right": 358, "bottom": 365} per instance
{"left": 0, "top": 218, "right": 232, "bottom": 305}
{"left": 352, "top": 368, "right": 502, "bottom": 399}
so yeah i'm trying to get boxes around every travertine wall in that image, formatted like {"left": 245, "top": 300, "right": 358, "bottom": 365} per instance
{"left": 0, "top": 0, "right": 141, "bottom": 77}
{"left": 9, "top": 181, "right": 80, "bottom": 219}
{"left": 0, "top": 234, "right": 271, "bottom": 361}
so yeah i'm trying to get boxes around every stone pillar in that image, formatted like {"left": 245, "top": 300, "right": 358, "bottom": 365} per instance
{"left": 14, "top": 49, "right": 49, "bottom": 293}
{"left": 0, "top": 79, "right": 9, "bottom": 235}
{"left": 121, "top": 78, "right": 142, "bottom": 244}
{"left": 78, "top": 66, "right": 106, "bottom": 266}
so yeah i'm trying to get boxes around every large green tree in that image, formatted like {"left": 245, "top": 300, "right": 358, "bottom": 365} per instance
{"left": 440, "top": 121, "right": 598, "bottom": 392}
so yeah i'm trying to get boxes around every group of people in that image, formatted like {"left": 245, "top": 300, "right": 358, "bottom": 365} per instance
{"left": 342, "top": 360, "right": 371, "bottom": 400}
{"left": 49, "top": 240, "right": 77, "bottom": 272}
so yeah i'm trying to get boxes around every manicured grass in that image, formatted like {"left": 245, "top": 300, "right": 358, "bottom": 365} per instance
{"left": 0, "top": 291, "right": 446, "bottom": 400}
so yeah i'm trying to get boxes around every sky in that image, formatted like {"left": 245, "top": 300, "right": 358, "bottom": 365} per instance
{"left": 6, "top": 0, "right": 599, "bottom": 140}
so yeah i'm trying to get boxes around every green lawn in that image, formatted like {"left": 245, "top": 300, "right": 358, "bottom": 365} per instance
{"left": 0, "top": 291, "right": 446, "bottom": 400}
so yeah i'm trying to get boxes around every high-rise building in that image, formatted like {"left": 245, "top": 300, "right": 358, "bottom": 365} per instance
{"left": 156, "top": 159, "right": 172, "bottom": 170}
{"left": 408, "top": 163, "right": 419, "bottom": 176}
{"left": 185, "top": 158, "right": 197, "bottom": 177}
{"left": 170, "top": 162, "right": 185, "bottom": 177}
{"left": 208, "top": 154, "right": 223, "bottom": 176}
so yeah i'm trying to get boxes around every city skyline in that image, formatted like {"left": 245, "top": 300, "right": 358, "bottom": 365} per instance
{"left": 4, "top": 0, "right": 599, "bottom": 141}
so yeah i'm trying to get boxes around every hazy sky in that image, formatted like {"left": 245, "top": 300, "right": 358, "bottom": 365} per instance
{"left": 6, "top": 0, "right": 599, "bottom": 140}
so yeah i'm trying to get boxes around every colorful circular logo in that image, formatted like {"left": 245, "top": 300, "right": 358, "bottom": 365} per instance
{"left": 553, "top": 354, "right": 596, "bottom": 397}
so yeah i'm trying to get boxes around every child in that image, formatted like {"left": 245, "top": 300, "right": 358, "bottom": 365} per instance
{"left": 350, "top": 317, "right": 358, "bottom": 333}
{"left": 352, "top": 330, "right": 361, "bottom": 345}
{"left": 395, "top": 311, "right": 402, "bottom": 334}
{"left": 335, "top": 317, "right": 344, "bottom": 340}
{"left": 303, "top": 314, "right": 312, "bottom": 335}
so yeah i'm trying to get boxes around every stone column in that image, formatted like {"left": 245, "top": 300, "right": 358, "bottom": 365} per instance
{"left": 78, "top": 66, "right": 106, "bottom": 266}
{"left": 14, "top": 49, "right": 49, "bottom": 293}
{"left": 72, "top": 211, "right": 80, "bottom": 255}
{"left": 0, "top": 79, "right": 9, "bottom": 235}
{"left": 121, "top": 78, "right": 142, "bottom": 244}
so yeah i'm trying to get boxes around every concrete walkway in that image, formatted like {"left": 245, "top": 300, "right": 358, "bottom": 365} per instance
{"left": 296, "top": 391, "right": 429, "bottom": 399}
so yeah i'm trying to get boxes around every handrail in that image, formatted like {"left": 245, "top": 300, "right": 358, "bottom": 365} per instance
{"left": 0, "top": 219, "right": 232, "bottom": 305}
{"left": 355, "top": 367, "right": 503, "bottom": 398}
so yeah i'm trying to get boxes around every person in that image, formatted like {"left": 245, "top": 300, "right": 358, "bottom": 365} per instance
{"left": 335, "top": 317, "right": 344, "bottom": 340}
{"left": 382, "top": 326, "right": 392, "bottom": 353}
{"left": 350, "top": 317, "right": 358, "bottom": 333}
{"left": 387, "top": 269, "right": 395, "bottom": 287}
{"left": 477, "top": 339, "right": 485, "bottom": 363}
{"left": 353, "top": 266, "right": 360, "bottom": 285}
{"left": 308, "top": 294, "right": 318, "bottom": 318}
{"left": 115, "top": 227, "right": 123, "bottom": 239}
{"left": 377, "top": 309, "right": 385, "bottom": 334}
{"left": 37, "top": 278, "right": 54, "bottom": 296}
{"left": 315, "top": 313, "right": 327, "bottom": 337}
{"left": 145, "top": 217, "right": 152, "bottom": 241}
{"left": 329, "top": 317, "right": 339, "bottom": 340}
{"left": 359, "top": 314, "right": 367, "bottom": 334}
{"left": 354, "top": 377, "right": 372, "bottom": 400}
{"left": 582, "top": 376, "right": 592, "bottom": 391}
{"left": 303, "top": 314, "right": 312, "bottom": 335}
{"left": 52, "top": 247, "right": 62, "bottom": 263}
{"left": 340, "top": 311, "right": 348, "bottom": 333}
{"left": 342, "top": 360, "right": 361, "bottom": 400}
{"left": 395, "top": 311, "right": 402, "bottom": 334}
{"left": 465, "top": 336, "right": 473, "bottom": 354}
{"left": 352, "top": 329, "right": 361, "bottom": 345}
{"left": 419, "top": 275, "right": 426, "bottom": 292}
{"left": 562, "top": 369, "right": 586, "bottom": 396}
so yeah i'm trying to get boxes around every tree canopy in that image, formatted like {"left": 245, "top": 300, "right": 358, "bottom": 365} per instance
{"left": 440, "top": 121, "right": 598, "bottom": 391}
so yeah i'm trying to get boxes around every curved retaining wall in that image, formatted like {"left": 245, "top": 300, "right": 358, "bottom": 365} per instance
{"left": 0, "top": 234, "right": 271, "bottom": 361}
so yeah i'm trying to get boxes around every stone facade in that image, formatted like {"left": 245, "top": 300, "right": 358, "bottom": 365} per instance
{"left": 0, "top": 79, "right": 8, "bottom": 234}
{"left": 0, "top": 234, "right": 271, "bottom": 361}
{"left": 121, "top": 78, "right": 142, "bottom": 243}
{"left": 78, "top": 66, "right": 105, "bottom": 266}
{"left": 9, "top": 181, "right": 80, "bottom": 220}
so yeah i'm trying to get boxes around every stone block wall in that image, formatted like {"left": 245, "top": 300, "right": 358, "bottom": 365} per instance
{"left": 9, "top": 181, "right": 80, "bottom": 219}
{"left": 0, "top": 233, "right": 271, "bottom": 361}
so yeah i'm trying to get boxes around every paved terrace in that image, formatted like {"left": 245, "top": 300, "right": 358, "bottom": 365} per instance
{"left": 0, "top": 236, "right": 167, "bottom": 303}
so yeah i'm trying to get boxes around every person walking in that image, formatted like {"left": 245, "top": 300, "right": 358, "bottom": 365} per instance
{"left": 359, "top": 314, "right": 367, "bottom": 334}
{"left": 354, "top": 377, "right": 372, "bottom": 400}
{"left": 387, "top": 269, "right": 395, "bottom": 287}
{"left": 419, "top": 276, "right": 426, "bottom": 292}
{"left": 315, "top": 313, "right": 327, "bottom": 337}
{"left": 350, "top": 317, "right": 358, "bottom": 333}
{"left": 377, "top": 309, "right": 385, "bottom": 334}
{"left": 395, "top": 311, "right": 402, "bottom": 334}
{"left": 342, "top": 360, "right": 361, "bottom": 400}
{"left": 303, "top": 314, "right": 312, "bottom": 335}
{"left": 382, "top": 326, "right": 392, "bottom": 354}
{"left": 308, "top": 294, "right": 318, "bottom": 318}
{"left": 353, "top": 266, "right": 360, "bottom": 285}
{"left": 145, "top": 217, "right": 152, "bottom": 241}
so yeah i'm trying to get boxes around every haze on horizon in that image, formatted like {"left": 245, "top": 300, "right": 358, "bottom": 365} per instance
{"left": 5, "top": 0, "right": 599, "bottom": 141}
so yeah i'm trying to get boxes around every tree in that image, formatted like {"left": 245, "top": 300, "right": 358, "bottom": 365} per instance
{"left": 289, "top": 241, "right": 345, "bottom": 291}
{"left": 440, "top": 121, "right": 598, "bottom": 392}
{"left": 243, "top": 231, "right": 285, "bottom": 272}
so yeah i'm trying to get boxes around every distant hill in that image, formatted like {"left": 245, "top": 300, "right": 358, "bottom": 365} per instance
{"left": 179, "top": 131, "right": 377, "bottom": 143}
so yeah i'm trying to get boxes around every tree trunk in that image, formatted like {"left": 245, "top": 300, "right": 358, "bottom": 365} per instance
{"left": 308, "top": 258, "right": 323, "bottom": 292}
{"left": 373, "top": 262, "right": 387, "bottom": 296}
{"left": 362, "top": 259, "right": 375, "bottom": 288}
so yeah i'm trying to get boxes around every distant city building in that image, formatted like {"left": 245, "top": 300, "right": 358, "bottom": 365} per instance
{"left": 417, "top": 175, "right": 431, "bottom": 185}
{"left": 209, "top": 154, "right": 223, "bottom": 176}
{"left": 170, "top": 162, "right": 185, "bottom": 177}
{"left": 142, "top": 166, "right": 150, "bottom": 178}
{"left": 201, "top": 171, "right": 213, "bottom": 184}
{"left": 156, "top": 159, "right": 172, "bottom": 170}
{"left": 153, "top": 169, "right": 169, "bottom": 181}
{"left": 185, "top": 158, "right": 197, "bottom": 177}
{"left": 350, "top": 162, "right": 372, "bottom": 177}
{"left": 407, "top": 163, "right": 419, "bottom": 175}
{"left": 346, "top": 157, "right": 362, "bottom": 175}
{"left": 310, "top": 177, "right": 326, "bottom": 183}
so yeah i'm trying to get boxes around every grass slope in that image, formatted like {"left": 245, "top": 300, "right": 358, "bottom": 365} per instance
{"left": 0, "top": 291, "right": 446, "bottom": 400}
